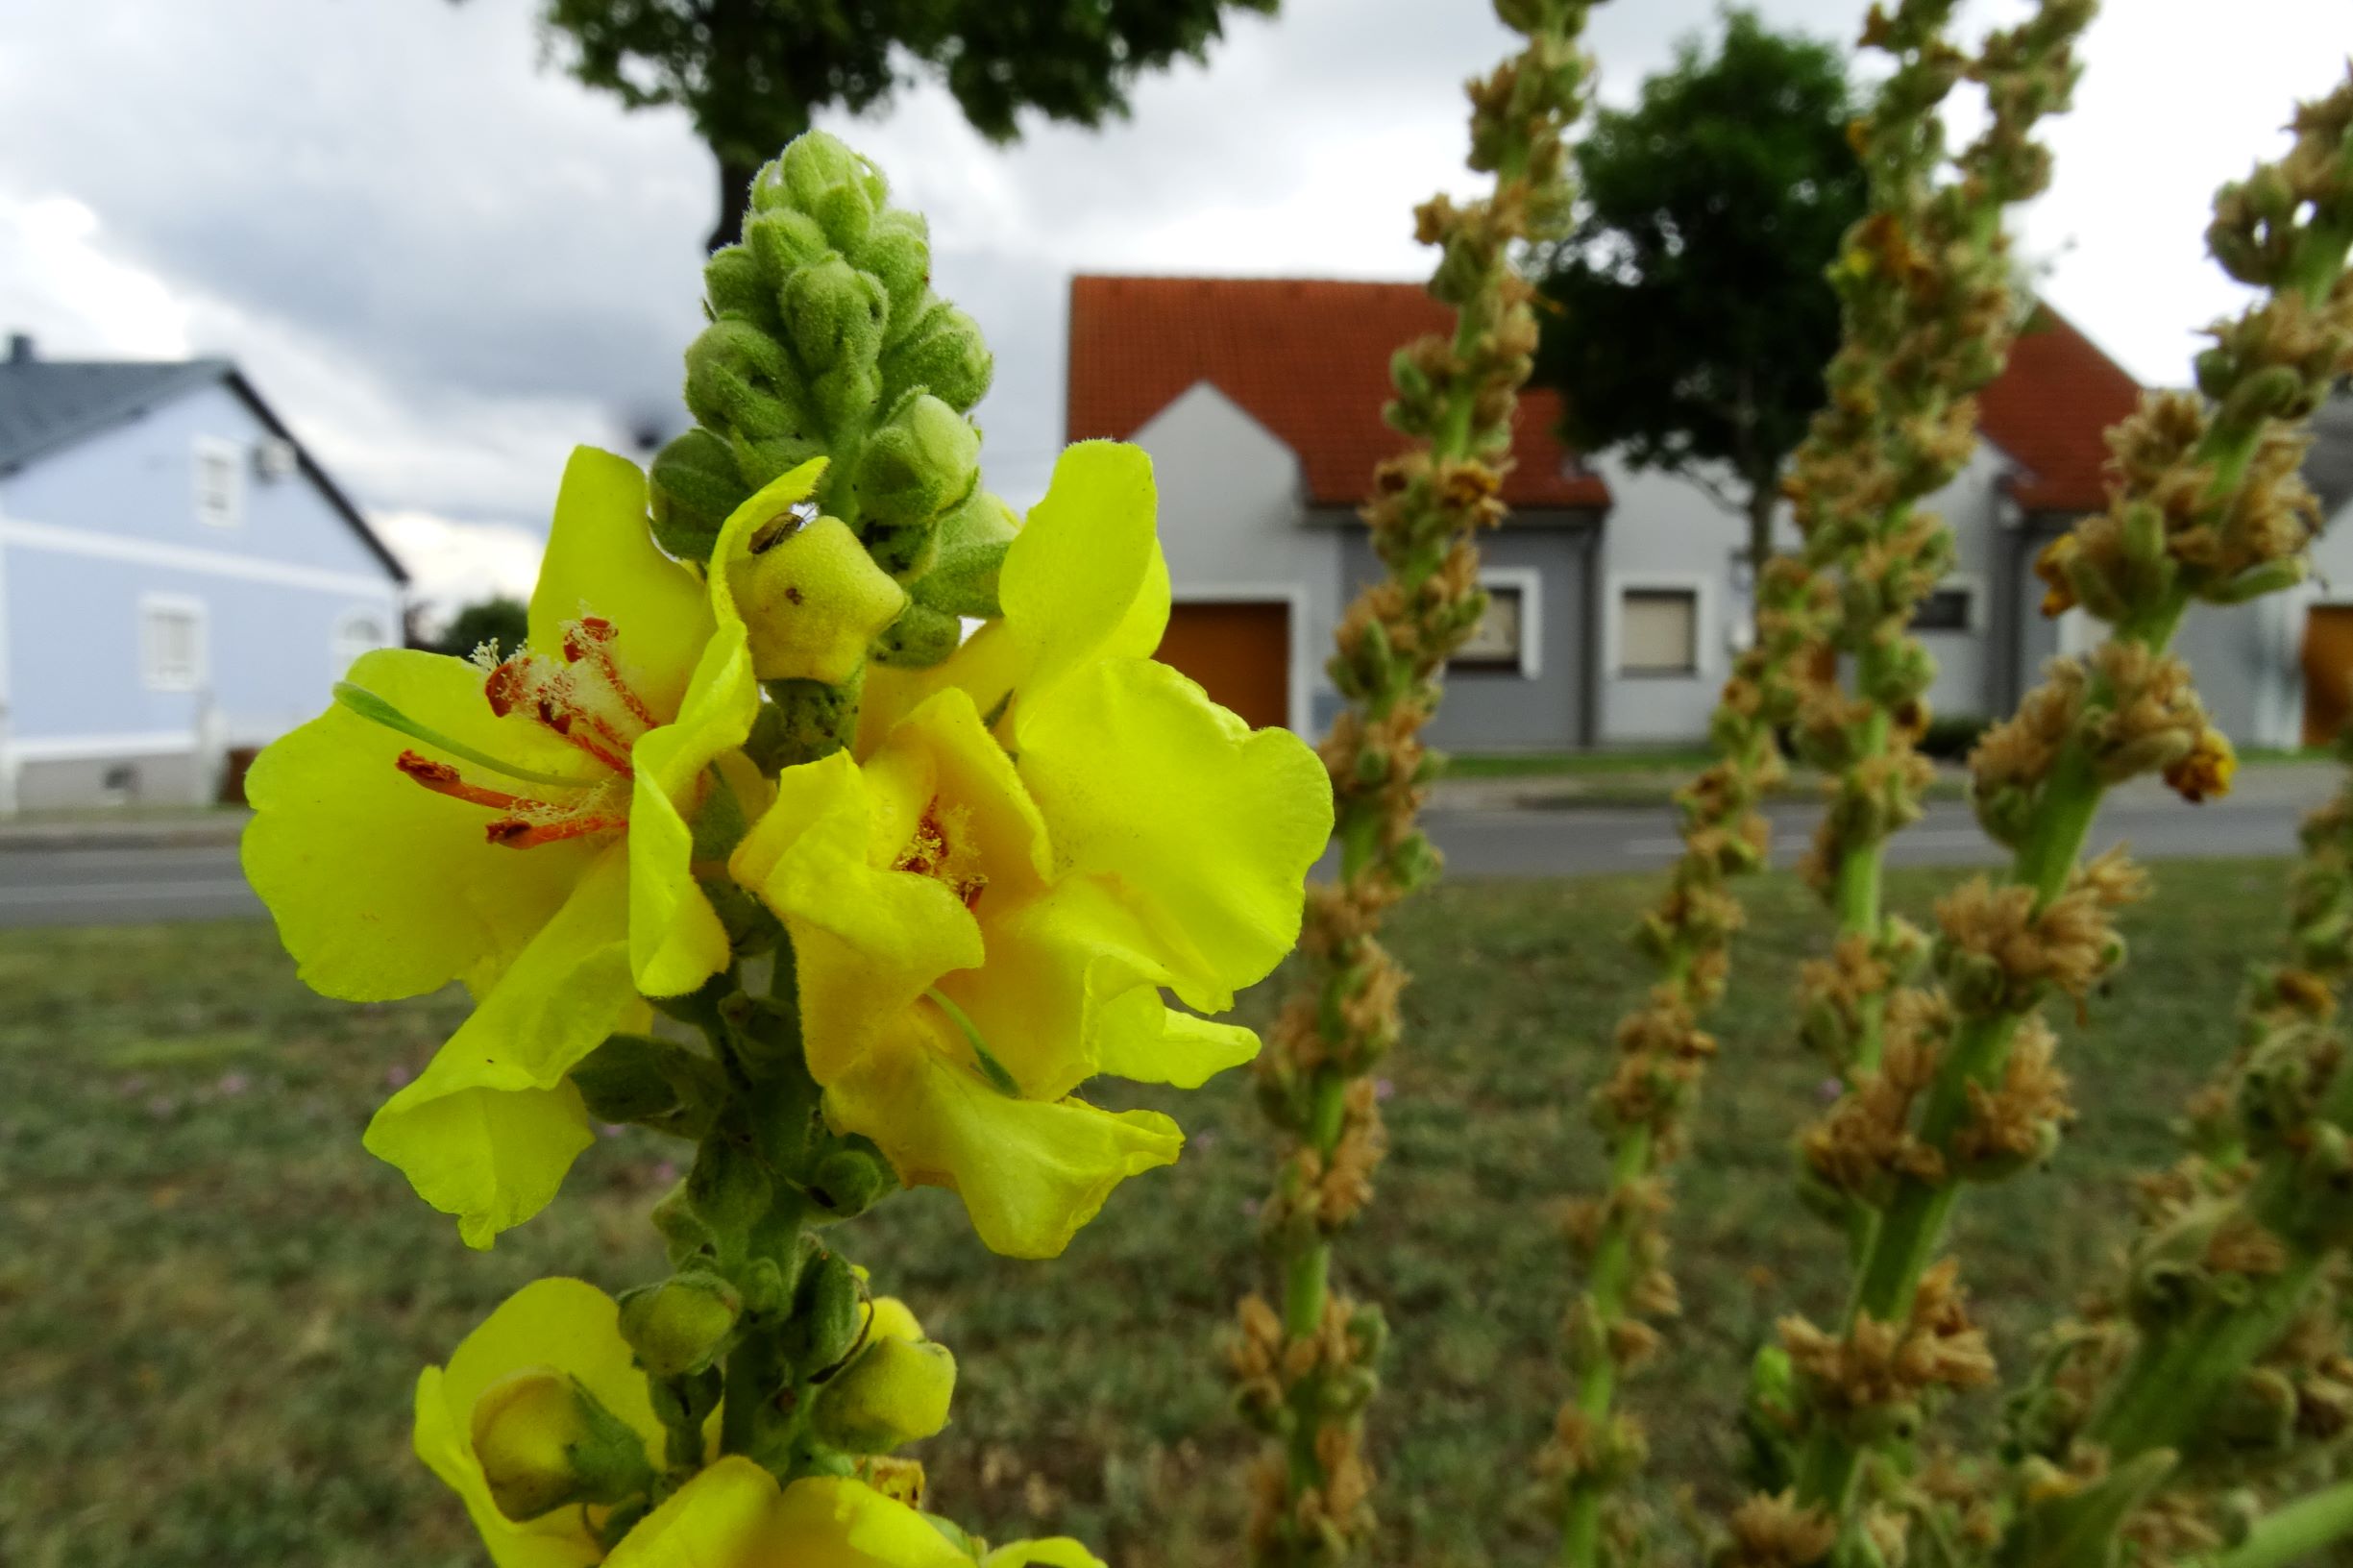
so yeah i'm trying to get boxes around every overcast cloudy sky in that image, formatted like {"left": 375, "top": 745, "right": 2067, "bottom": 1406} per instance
{"left": 2, "top": 0, "right": 2347, "bottom": 613}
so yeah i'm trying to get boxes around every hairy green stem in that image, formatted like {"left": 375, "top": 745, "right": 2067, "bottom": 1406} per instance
{"left": 1557, "top": 1127, "right": 1656, "bottom": 1568}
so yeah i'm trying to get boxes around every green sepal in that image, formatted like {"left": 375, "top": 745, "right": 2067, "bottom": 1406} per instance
{"left": 788, "top": 1248, "right": 867, "bottom": 1373}
{"left": 871, "top": 602, "right": 964, "bottom": 669}
{"left": 878, "top": 296, "right": 993, "bottom": 413}
{"left": 569, "top": 1032, "right": 728, "bottom": 1139}
{"left": 703, "top": 244, "right": 780, "bottom": 335}
{"left": 650, "top": 428, "right": 755, "bottom": 564}
{"left": 851, "top": 394, "right": 980, "bottom": 538}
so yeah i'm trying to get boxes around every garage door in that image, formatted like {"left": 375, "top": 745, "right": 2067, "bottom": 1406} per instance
{"left": 1155, "top": 601, "right": 1291, "bottom": 730}
{"left": 2306, "top": 604, "right": 2353, "bottom": 747}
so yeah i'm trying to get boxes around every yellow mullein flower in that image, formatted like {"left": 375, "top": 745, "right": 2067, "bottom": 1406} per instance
{"left": 414, "top": 1278, "right": 672, "bottom": 1568}
{"left": 731, "top": 442, "right": 1334, "bottom": 1258}
{"left": 243, "top": 448, "right": 793, "bottom": 1246}
{"left": 602, "top": 1456, "right": 1102, "bottom": 1568}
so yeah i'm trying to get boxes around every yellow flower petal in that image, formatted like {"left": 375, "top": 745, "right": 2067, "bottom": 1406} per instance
{"left": 934, "top": 875, "right": 1168, "bottom": 1101}
{"left": 851, "top": 441, "right": 1167, "bottom": 751}
{"left": 1001, "top": 441, "right": 1169, "bottom": 692}
{"left": 1091, "top": 986, "right": 1262, "bottom": 1090}
{"left": 603, "top": 1459, "right": 968, "bottom": 1568}
{"left": 730, "top": 749, "right": 982, "bottom": 1087}
{"left": 415, "top": 1278, "right": 665, "bottom": 1568}
{"left": 824, "top": 1027, "right": 1183, "bottom": 1259}
{"left": 242, "top": 648, "right": 601, "bottom": 1002}
{"left": 531, "top": 447, "right": 717, "bottom": 721}
{"left": 627, "top": 606, "right": 760, "bottom": 997}
{"left": 982, "top": 1541, "right": 1108, "bottom": 1568}
{"left": 1017, "top": 657, "right": 1332, "bottom": 1011}
{"left": 364, "top": 847, "right": 641, "bottom": 1247}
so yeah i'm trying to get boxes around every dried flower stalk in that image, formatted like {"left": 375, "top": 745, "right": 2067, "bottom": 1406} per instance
{"left": 1229, "top": 4, "right": 1602, "bottom": 1563}
{"left": 1784, "top": 0, "right": 2095, "bottom": 1092}
{"left": 1757, "top": 68, "right": 2353, "bottom": 1567}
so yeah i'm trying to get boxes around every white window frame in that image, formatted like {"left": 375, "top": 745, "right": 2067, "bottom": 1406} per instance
{"left": 1448, "top": 566, "right": 1543, "bottom": 678}
{"left": 193, "top": 435, "right": 244, "bottom": 528}
{"left": 1606, "top": 573, "right": 1713, "bottom": 679}
{"left": 331, "top": 605, "right": 393, "bottom": 674}
{"left": 140, "top": 592, "right": 208, "bottom": 692}
{"left": 1912, "top": 572, "right": 1988, "bottom": 635}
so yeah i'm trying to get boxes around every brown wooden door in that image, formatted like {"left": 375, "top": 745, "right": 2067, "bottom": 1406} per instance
{"left": 2304, "top": 604, "right": 2353, "bottom": 747}
{"left": 1155, "top": 601, "right": 1291, "bottom": 730}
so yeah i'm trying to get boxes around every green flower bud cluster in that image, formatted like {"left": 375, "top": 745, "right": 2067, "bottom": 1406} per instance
{"left": 650, "top": 132, "right": 1007, "bottom": 671}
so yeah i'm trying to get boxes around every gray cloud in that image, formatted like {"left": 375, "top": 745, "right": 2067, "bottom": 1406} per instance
{"left": 2, "top": 0, "right": 2348, "bottom": 611}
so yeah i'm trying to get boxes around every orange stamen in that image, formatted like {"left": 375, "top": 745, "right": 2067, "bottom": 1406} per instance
{"left": 563, "top": 617, "right": 662, "bottom": 730}
{"left": 396, "top": 750, "right": 537, "bottom": 812}
{"left": 484, "top": 813, "right": 627, "bottom": 848}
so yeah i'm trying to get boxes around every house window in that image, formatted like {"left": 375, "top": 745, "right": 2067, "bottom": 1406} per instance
{"left": 194, "top": 437, "right": 244, "bottom": 527}
{"left": 141, "top": 597, "right": 207, "bottom": 691}
{"left": 332, "top": 609, "right": 392, "bottom": 673}
{"left": 1619, "top": 587, "right": 1699, "bottom": 674}
{"left": 1454, "top": 585, "right": 1525, "bottom": 670}
{"left": 1913, "top": 585, "right": 1975, "bottom": 632}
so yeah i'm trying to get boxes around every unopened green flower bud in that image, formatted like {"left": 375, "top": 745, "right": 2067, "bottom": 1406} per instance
{"left": 855, "top": 210, "right": 932, "bottom": 333}
{"left": 620, "top": 1271, "right": 743, "bottom": 1379}
{"left": 852, "top": 394, "right": 980, "bottom": 537}
{"left": 910, "top": 491, "right": 1017, "bottom": 619}
{"left": 685, "top": 320, "right": 813, "bottom": 444}
{"left": 469, "top": 1369, "right": 653, "bottom": 1522}
{"left": 879, "top": 298, "right": 993, "bottom": 412}
{"left": 744, "top": 206, "right": 832, "bottom": 282}
{"left": 782, "top": 255, "right": 888, "bottom": 379}
{"left": 779, "top": 132, "right": 888, "bottom": 248}
{"left": 807, "top": 1139, "right": 895, "bottom": 1219}
{"left": 870, "top": 602, "right": 963, "bottom": 669}
{"left": 704, "top": 244, "right": 780, "bottom": 334}
{"left": 686, "top": 1136, "right": 771, "bottom": 1243}
{"left": 815, "top": 1335, "right": 957, "bottom": 1453}
{"left": 790, "top": 1248, "right": 867, "bottom": 1371}
{"left": 650, "top": 428, "right": 755, "bottom": 563}
{"left": 651, "top": 1179, "right": 717, "bottom": 1268}
{"left": 569, "top": 1033, "right": 724, "bottom": 1136}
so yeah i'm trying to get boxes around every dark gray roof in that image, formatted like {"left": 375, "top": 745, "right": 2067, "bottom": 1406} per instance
{"left": 2310, "top": 390, "right": 2353, "bottom": 521}
{"left": 0, "top": 355, "right": 407, "bottom": 584}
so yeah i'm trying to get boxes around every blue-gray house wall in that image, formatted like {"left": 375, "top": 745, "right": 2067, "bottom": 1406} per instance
{"left": 0, "top": 377, "right": 405, "bottom": 810}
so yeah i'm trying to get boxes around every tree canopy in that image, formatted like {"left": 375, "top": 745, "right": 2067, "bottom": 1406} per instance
{"left": 528, "top": 0, "right": 1279, "bottom": 247}
{"left": 1530, "top": 8, "right": 1866, "bottom": 564}
{"left": 429, "top": 594, "right": 529, "bottom": 658}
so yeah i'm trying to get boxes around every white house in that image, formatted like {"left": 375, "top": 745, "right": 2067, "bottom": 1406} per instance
{"left": 0, "top": 335, "right": 408, "bottom": 811}
{"left": 1067, "top": 275, "right": 2349, "bottom": 753}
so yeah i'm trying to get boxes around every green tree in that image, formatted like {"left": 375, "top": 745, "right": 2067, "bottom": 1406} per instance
{"left": 1530, "top": 7, "right": 1866, "bottom": 581}
{"left": 430, "top": 594, "right": 529, "bottom": 658}
{"left": 515, "top": 0, "right": 1279, "bottom": 250}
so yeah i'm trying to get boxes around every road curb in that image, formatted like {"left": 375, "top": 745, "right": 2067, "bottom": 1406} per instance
{"left": 0, "top": 817, "right": 251, "bottom": 852}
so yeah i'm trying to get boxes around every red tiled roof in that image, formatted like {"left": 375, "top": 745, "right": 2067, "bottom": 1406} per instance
{"left": 1066, "top": 276, "right": 2143, "bottom": 520}
{"left": 1978, "top": 304, "right": 2145, "bottom": 515}
{"left": 1066, "top": 275, "right": 1610, "bottom": 510}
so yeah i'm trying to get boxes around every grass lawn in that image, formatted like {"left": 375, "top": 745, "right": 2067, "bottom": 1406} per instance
{"left": 0, "top": 860, "right": 2299, "bottom": 1567}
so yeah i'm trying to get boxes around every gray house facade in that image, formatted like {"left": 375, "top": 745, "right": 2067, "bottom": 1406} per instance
{"left": 1070, "top": 275, "right": 2168, "bottom": 753}
{"left": 0, "top": 337, "right": 409, "bottom": 810}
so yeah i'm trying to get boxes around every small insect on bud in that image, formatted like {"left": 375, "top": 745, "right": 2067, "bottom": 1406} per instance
{"left": 468, "top": 1369, "right": 654, "bottom": 1522}
{"left": 720, "top": 467, "right": 909, "bottom": 686}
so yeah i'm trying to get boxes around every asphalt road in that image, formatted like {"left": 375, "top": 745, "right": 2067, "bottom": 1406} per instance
{"left": 0, "top": 789, "right": 2323, "bottom": 930}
